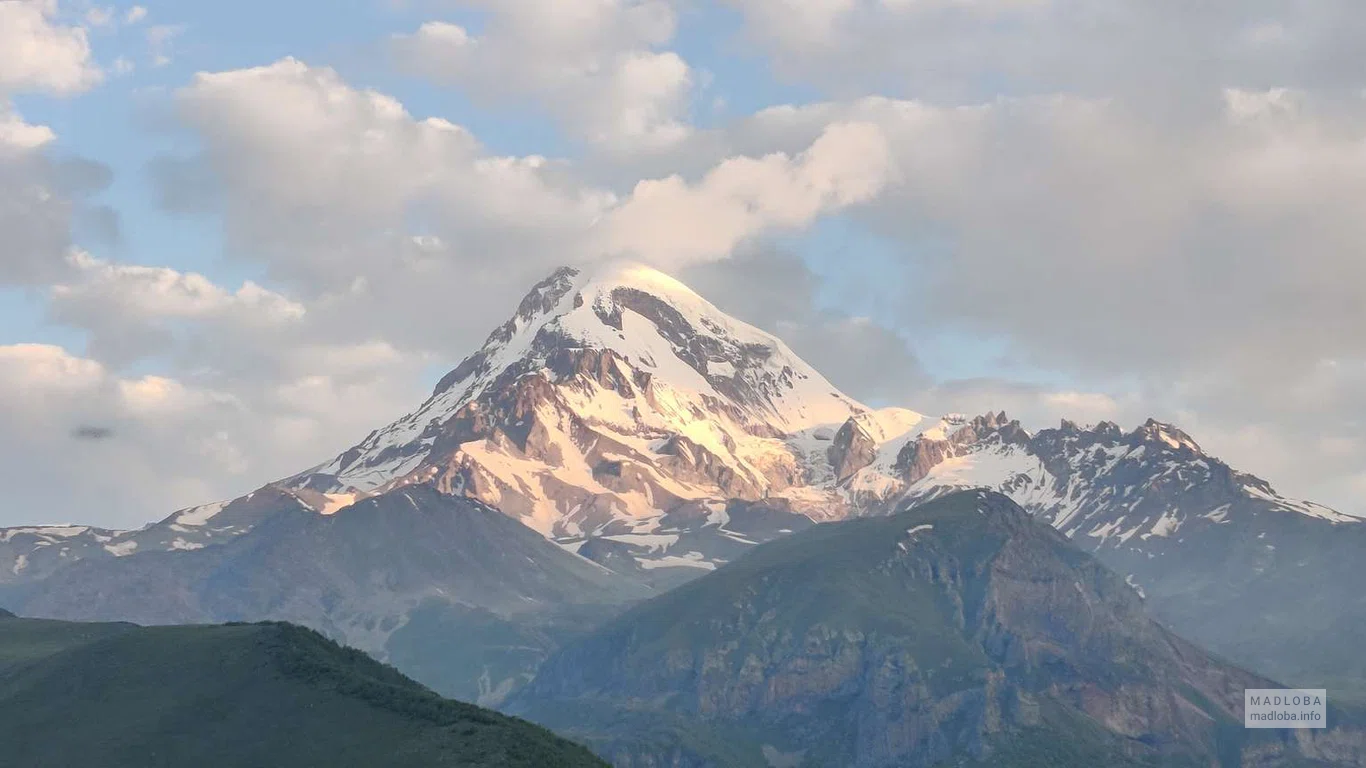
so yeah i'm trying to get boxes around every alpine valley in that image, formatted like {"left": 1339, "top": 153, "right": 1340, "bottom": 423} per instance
{"left": 4, "top": 263, "right": 1366, "bottom": 765}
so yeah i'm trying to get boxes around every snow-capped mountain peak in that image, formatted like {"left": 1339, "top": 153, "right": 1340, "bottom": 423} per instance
{"left": 426, "top": 261, "right": 865, "bottom": 430}
{"left": 275, "top": 261, "right": 1362, "bottom": 558}
{"left": 293, "top": 262, "right": 900, "bottom": 538}
{"left": 3, "top": 262, "right": 1359, "bottom": 597}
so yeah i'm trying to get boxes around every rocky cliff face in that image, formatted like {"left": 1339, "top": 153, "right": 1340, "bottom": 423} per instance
{"left": 511, "top": 491, "right": 1366, "bottom": 767}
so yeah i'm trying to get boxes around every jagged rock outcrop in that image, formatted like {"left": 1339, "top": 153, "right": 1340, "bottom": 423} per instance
{"left": 827, "top": 417, "right": 879, "bottom": 483}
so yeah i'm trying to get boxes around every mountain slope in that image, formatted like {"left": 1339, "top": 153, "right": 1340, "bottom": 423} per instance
{"left": 2, "top": 485, "right": 649, "bottom": 705}
{"left": 510, "top": 491, "right": 1366, "bottom": 767}
{"left": 288, "top": 263, "right": 924, "bottom": 569}
{"left": 0, "top": 612, "right": 606, "bottom": 768}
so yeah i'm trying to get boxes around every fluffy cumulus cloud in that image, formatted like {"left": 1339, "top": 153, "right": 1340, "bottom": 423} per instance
{"left": 0, "top": 0, "right": 102, "bottom": 95}
{"left": 167, "top": 59, "right": 609, "bottom": 284}
{"left": 600, "top": 121, "right": 892, "bottom": 265}
{"left": 150, "top": 58, "right": 611, "bottom": 365}
{"left": 728, "top": 93, "right": 1366, "bottom": 375}
{"left": 47, "top": 252, "right": 306, "bottom": 366}
{"left": 149, "top": 57, "right": 895, "bottom": 360}
{"left": 391, "top": 0, "right": 692, "bottom": 150}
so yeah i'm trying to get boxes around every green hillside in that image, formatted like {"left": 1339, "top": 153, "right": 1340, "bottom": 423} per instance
{"left": 0, "top": 611, "right": 606, "bottom": 768}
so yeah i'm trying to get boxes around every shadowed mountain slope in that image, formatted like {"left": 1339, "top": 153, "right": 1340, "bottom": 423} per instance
{"left": 0, "top": 612, "right": 606, "bottom": 767}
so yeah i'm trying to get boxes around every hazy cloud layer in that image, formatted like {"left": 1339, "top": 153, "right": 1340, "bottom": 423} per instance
{"left": 391, "top": 0, "right": 691, "bottom": 151}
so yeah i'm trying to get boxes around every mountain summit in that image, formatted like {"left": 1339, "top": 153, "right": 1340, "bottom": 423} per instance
{"left": 284, "top": 263, "right": 1355, "bottom": 569}
{"left": 292, "top": 262, "right": 928, "bottom": 542}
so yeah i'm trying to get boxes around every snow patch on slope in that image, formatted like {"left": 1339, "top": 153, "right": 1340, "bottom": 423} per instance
{"left": 103, "top": 540, "right": 138, "bottom": 557}
{"left": 1243, "top": 484, "right": 1358, "bottom": 523}
{"left": 174, "top": 501, "right": 228, "bottom": 527}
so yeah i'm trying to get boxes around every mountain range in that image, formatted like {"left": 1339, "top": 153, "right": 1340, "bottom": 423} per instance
{"left": 2, "top": 261, "right": 1364, "bottom": 763}
{"left": 3, "top": 485, "right": 645, "bottom": 704}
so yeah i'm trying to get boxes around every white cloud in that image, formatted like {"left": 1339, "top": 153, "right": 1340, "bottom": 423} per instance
{"left": 392, "top": 0, "right": 693, "bottom": 150}
{"left": 46, "top": 252, "right": 306, "bottom": 365}
{"left": 0, "top": 332, "right": 432, "bottom": 527}
{"left": 153, "top": 58, "right": 886, "bottom": 365}
{"left": 599, "top": 121, "right": 892, "bottom": 266}
{"left": 0, "top": 344, "right": 240, "bottom": 526}
{"left": 719, "top": 92, "right": 1366, "bottom": 374}
{"left": 0, "top": 107, "right": 55, "bottom": 151}
{"left": 124, "top": 4, "right": 146, "bottom": 24}
{"left": 166, "top": 58, "right": 611, "bottom": 297}
{"left": 0, "top": 0, "right": 102, "bottom": 96}
{"left": 55, "top": 252, "right": 306, "bottom": 324}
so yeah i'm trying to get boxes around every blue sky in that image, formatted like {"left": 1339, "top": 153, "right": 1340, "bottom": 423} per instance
{"left": 2, "top": 0, "right": 1364, "bottom": 525}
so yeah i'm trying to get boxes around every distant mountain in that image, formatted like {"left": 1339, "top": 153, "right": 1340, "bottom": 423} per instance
{"left": 510, "top": 490, "right": 1366, "bottom": 767}
{"left": 887, "top": 413, "right": 1366, "bottom": 696}
{"left": 2, "top": 485, "right": 649, "bottom": 705}
{"left": 3, "top": 261, "right": 1364, "bottom": 700}
{"left": 0, "top": 487, "right": 316, "bottom": 585}
{"left": 0, "top": 612, "right": 606, "bottom": 768}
